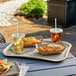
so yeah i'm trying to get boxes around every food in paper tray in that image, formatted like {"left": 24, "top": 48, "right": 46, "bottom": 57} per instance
{"left": 0, "top": 59, "right": 14, "bottom": 76}
{"left": 37, "top": 43, "right": 65, "bottom": 55}
{"left": 23, "top": 37, "right": 42, "bottom": 47}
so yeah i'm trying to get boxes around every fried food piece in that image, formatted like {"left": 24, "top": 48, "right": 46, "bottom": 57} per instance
{"left": 37, "top": 46, "right": 55, "bottom": 51}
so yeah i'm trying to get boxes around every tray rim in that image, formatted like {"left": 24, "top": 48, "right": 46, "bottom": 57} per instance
{"left": 3, "top": 41, "right": 72, "bottom": 62}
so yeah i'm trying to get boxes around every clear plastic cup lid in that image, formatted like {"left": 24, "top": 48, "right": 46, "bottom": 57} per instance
{"left": 50, "top": 28, "right": 63, "bottom": 33}
{"left": 12, "top": 33, "right": 25, "bottom": 38}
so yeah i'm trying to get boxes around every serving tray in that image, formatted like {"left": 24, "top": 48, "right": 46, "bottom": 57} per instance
{"left": 1, "top": 62, "right": 20, "bottom": 76}
{"left": 3, "top": 41, "right": 72, "bottom": 62}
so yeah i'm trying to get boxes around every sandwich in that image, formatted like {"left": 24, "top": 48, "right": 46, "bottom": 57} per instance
{"left": 23, "top": 37, "right": 42, "bottom": 47}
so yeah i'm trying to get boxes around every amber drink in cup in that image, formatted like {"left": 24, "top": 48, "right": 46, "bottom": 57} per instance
{"left": 50, "top": 28, "right": 63, "bottom": 42}
{"left": 12, "top": 33, "right": 25, "bottom": 54}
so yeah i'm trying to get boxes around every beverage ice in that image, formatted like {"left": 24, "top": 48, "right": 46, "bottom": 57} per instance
{"left": 50, "top": 28, "right": 63, "bottom": 42}
{"left": 12, "top": 33, "right": 25, "bottom": 54}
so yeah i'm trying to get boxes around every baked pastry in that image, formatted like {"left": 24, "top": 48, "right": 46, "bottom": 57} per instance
{"left": 23, "top": 37, "right": 42, "bottom": 47}
{"left": 37, "top": 44, "right": 65, "bottom": 55}
{"left": 0, "top": 59, "right": 14, "bottom": 76}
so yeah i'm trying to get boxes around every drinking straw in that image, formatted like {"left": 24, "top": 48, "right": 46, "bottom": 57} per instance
{"left": 17, "top": 22, "right": 18, "bottom": 34}
{"left": 55, "top": 18, "right": 57, "bottom": 28}
{"left": 17, "top": 21, "right": 19, "bottom": 37}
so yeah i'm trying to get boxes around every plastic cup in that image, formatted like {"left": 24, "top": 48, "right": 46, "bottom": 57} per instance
{"left": 12, "top": 33, "right": 25, "bottom": 54}
{"left": 50, "top": 28, "right": 63, "bottom": 42}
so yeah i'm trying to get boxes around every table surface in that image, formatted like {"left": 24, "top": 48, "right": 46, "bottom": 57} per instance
{"left": 0, "top": 43, "right": 76, "bottom": 76}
